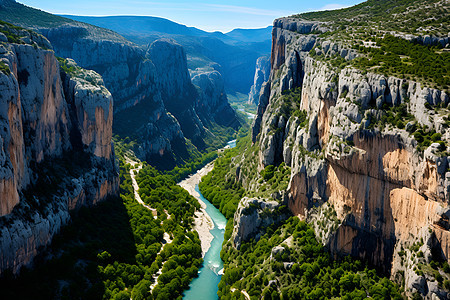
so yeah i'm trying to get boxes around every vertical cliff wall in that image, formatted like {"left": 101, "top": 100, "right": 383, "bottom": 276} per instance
{"left": 0, "top": 25, "right": 118, "bottom": 274}
{"left": 248, "top": 56, "right": 270, "bottom": 105}
{"left": 192, "top": 70, "right": 240, "bottom": 130}
{"left": 0, "top": 0, "right": 243, "bottom": 166}
{"left": 249, "top": 17, "right": 450, "bottom": 298}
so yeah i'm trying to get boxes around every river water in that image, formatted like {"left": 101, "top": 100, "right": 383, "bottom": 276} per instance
{"left": 183, "top": 139, "right": 234, "bottom": 299}
{"left": 183, "top": 185, "right": 227, "bottom": 300}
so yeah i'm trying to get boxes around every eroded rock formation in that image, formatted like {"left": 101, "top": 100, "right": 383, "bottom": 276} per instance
{"left": 248, "top": 56, "right": 270, "bottom": 105}
{"left": 0, "top": 26, "right": 118, "bottom": 274}
{"left": 192, "top": 70, "right": 239, "bottom": 129}
{"left": 247, "top": 17, "right": 450, "bottom": 298}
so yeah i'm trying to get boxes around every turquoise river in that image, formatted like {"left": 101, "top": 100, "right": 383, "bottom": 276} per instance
{"left": 183, "top": 185, "right": 227, "bottom": 300}
{"left": 183, "top": 139, "right": 235, "bottom": 299}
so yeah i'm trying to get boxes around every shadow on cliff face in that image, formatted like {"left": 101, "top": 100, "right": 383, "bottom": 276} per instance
{"left": 326, "top": 131, "right": 410, "bottom": 274}
{"left": 0, "top": 195, "right": 137, "bottom": 299}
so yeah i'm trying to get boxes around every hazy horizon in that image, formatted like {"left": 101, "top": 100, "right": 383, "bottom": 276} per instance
{"left": 17, "top": 0, "right": 365, "bottom": 33}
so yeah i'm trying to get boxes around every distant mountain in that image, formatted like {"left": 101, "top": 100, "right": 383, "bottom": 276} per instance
{"left": 0, "top": 0, "right": 240, "bottom": 167}
{"left": 59, "top": 15, "right": 210, "bottom": 38}
{"left": 225, "top": 26, "right": 273, "bottom": 43}
{"left": 60, "top": 15, "right": 272, "bottom": 95}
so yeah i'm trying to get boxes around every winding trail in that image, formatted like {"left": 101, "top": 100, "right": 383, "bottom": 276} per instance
{"left": 126, "top": 157, "right": 158, "bottom": 218}
{"left": 230, "top": 288, "right": 251, "bottom": 300}
{"left": 125, "top": 155, "right": 172, "bottom": 290}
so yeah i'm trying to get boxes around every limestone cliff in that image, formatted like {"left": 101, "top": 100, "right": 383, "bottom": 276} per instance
{"left": 246, "top": 16, "right": 450, "bottom": 298}
{"left": 248, "top": 56, "right": 270, "bottom": 105}
{"left": 0, "top": 24, "right": 118, "bottom": 274}
{"left": 1, "top": 1, "right": 243, "bottom": 166}
{"left": 192, "top": 70, "right": 240, "bottom": 130}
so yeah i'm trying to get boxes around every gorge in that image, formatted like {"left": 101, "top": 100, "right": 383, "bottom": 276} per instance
{"left": 0, "top": 0, "right": 449, "bottom": 299}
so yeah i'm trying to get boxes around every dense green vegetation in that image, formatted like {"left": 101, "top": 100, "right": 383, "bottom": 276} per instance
{"left": 136, "top": 165, "right": 201, "bottom": 228}
{"left": 296, "top": 0, "right": 449, "bottom": 37}
{"left": 165, "top": 150, "right": 218, "bottom": 182}
{"left": 0, "top": 0, "right": 72, "bottom": 28}
{"left": 352, "top": 35, "right": 450, "bottom": 91}
{"left": 199, "top": 140, "right": 246, "bottom": 220}
{"left": 198, "top": 131, "right": 404, "bottom": 299}
{"left": 310, "top": 34, "right": 449, "bottom": 92}
{"left": 296, "top": 0, "right": 450, "bottom": 92}
{"left": 0, "top": 140, "right": 206, "bottom": 300}
{"left": 219, "top": 217, "right": 403, "bottom": 300}
{"left": 202, "top": 121, "right": 240, "bottom": 153}
{"left": 0, "top": 19, "right": 26, "bottom": 44}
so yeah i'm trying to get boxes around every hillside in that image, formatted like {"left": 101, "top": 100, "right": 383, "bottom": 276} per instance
{"left": 60, "top": 14, "right": 272, "bottom": 95}
{"left": 0, "top": 0, "right": 127, "bottom": 42}
{"left": 0, "top": 0, "right": 242, "bottom": 169}
{"left": 196, "top": 0, "right": 450, "bottom": 299}
{"left": 226, "top": 26, "right": 273, "bottom": 43}
{"left": 296, "top": 0, "right": 449, "bottom": 37}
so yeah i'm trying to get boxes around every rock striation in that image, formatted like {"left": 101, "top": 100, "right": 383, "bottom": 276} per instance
{"left": 0, "top": 26, "right": 118, "bottom": 274}
{"left": 246, "top": 16, "right": 450, "bottom": 298}
{"left": 0, "top": 1, "right": 242, "bottom": 165}
{"left": 248, "top": 56, "right": 270, "bottom": 105}
{"left": 192, "top": 70, "right": 240, "bottom": 130}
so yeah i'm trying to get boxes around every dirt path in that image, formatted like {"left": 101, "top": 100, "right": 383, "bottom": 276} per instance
{"left": 125, "top": 156, "right": 158, "bottom": 218}
{"left": 149, "top": 231, "right": 173, "bottom": 291}
{"left": 230, "top": 288, "right": 251, "bottom": 300}
{"left": 125, "top": 154, "right": 174, "bottom": 290}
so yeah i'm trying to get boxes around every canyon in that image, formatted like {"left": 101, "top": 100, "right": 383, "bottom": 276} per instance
{"left": 0, "top": 24, "right": 118, "bottom": 273}
{"left": 234, "top": 13, "right": 450, "bottom": 298}
{"left": 0, "top": 0, "right": 449, "bottom": 299}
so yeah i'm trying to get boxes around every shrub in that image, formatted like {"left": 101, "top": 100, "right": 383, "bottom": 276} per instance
{"left": 261, "top": 165, "right": 275, "bottom": 181}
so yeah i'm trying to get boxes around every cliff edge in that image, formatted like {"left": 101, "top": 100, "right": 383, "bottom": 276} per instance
{"left": 0, "top": 23, "right": 118, "bottom": 274}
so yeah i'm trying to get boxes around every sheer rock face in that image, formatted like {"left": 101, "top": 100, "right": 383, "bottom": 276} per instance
{"left": 31, "top": 22, "right": 240, "bottom": 160}
{"left": 62, "top": 59, "right": 114, "bottom": 160}
{"left": 0, "top": 33, "right": 118, "bottom": 274}
{"left": 146, "top": 39, "right": 204, "bottom": 143}
{"left": 231, "top": 197, "right": 288, "bottom": 249}
{"left": 248, "top": 56, "right": 270, "bottom": 105}
{"left": 37, "top": 26, "right": 196, "bottom": 160}
{"left": 249, "top": 17, "right": 450, "bottom": 298}
{"left": 192, "top": 70, "right": 239, "bottom": 129}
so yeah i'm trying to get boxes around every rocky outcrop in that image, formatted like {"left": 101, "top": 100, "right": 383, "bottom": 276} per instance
{"left": 44, "top": 24, "right": 206, "bottom": 161}
{"left": 146, "top": 39, "right": 204, "bottom": 143}
{"left": 231, "top": 197, "right": 288, "bottom": 249}
{"left": 2, "top": 1, "right": 242, "bottom": 165}
{"left": 248, "top": 16, "right": 450, "bottom": 298}
{"left": 248, "top": 56, "right": 270, "bottom": 105}
{"left": 61, "top": 59, "right": 114, "bottom": 160}
{"left": 0, "top": 26, "right": 118, "bottom": 274}
{"left": 192, "top": 70, "right": 240, "bottom": 129}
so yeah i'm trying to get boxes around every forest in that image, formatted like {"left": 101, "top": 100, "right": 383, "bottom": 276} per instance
{"left": 353, "top": 35, "right": 450, "bottom": 91}
{"left": 0, "top": 140, "right": 209, "bottom": 300}
{"left": 198, "top": 132, "right": 406, "bottom": 300}
{"left": 219, "top": 217, "right": 403, "bottom": 300}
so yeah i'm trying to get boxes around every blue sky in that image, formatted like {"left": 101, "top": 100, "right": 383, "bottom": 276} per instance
{"left": 18, "top": 0, "right": 364, "bottom": 32}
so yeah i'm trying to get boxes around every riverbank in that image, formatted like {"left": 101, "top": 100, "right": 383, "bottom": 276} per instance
{"left": 178, "top": 162, "right": 215, "bottom": 257}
